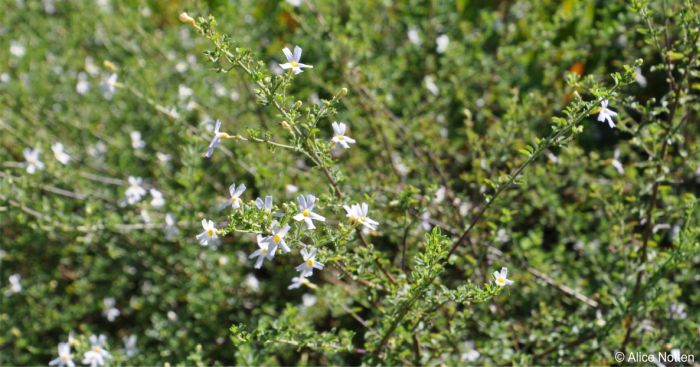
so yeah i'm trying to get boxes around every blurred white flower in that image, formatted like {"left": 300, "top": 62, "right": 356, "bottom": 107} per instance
{"left": 149, "top": 189, "right": 165, "bottom": 208}
{"left": 407, "top": 27, "right": 421, "bottom": 46}
{"left": 23, "top": 147, "right": 45, "bottom": 174}
{"left": 87, "top": 141, "right": 107, "bottom": 158}
{"left": 178, "top": 84, "right": 193, "bottom": 100}
{"left": 49, "top": 342, "right": 75, "bottom": 367}
{"left": 249, "top": 234, "right": 276, "bottom": 269}
{"left": 164, "top": 213, "right": 179, "bottom": 240}
{"left": 255, "top": 195, "right": 273, "bottom": 212}
{"left": 293, "top": 194, "right": 325, "bottom": 230}
{"left": 302, "top": 293, "right": 317, "bottom": 307}
{"left": 204, "top": 120, "right": 222, "bottom": 158}
{"left": 424, "top": 75, "right": 439, "bottom": 96}
{"left": 288, "top": 276, "right": 315, "bottom": 290}
{"left": 122, "top": 335, "right": 138, "bottom": 358}
{"left": 634, "top": 67, "right": 647, "bottom": 87}
{"left": 280, "top": 46, "right": 313, "bottom": 75}
{"left": 611, "top": 149, "right": 624, "bottom": 175}
{"left": 5, "top": 274, "right": 22, "bottom": 295}
{"left": 265, "top": 221, "right": 291, "bottom": 253}
{"left": 669, "top": 303, "right": 687, "bottom": 320}
{"left": 459, "top": 341, "right": 480, "bottom": 362}
{"left": 286, "top": 0, "right": 302, "bottom": 6}
{"left": 344, "top": 203, "right": 378, "bottom": 231}
{"left": 99, "top": 73, "right": 118, "bottom": 100}
{"left": 82, "top": 335, "right": 111, "bottom": 367}
{"left": 285, "top": 184, "right": 299, "bottom": 194}
{"left": 597, "top": 99, "right": 618, "bottom": 128}
{"left": 493, "top": 267, "right": 513, "bottom": 287}
{"left": 196, "top": 219, "right": 219, "bottom": 246}
{"left": 102, "top": 297, "right": 120, "bottom": 322}
{"left": 296, "top": 248, "right": 324, "bottom": 277}
{"left": 43, "top": 0, "right": 56, "bottom": 14}
{"left": 228, "top": 183, "right": 246, "bottom": 209}
{"left": 10, "top": 40, "right": 26, "bottom": 58}
{"left": 125, "top": 176, "right": 146, "bottom": 205}
{"left": 331, "top": 122, "right": 356, "bottom": 149}
{"left": 76, "top": 72, "right": 90, "bottom": 95}
{"left": 436, "top": 34, "right": 449, "bottom": 53}
{"left": 51, "top": 143, "right": 71, "bottom": 165}
{"left": 130, "top": 131, "right": 145, "bottom": 150}
{"left": 244, "top": 274, "right": 260, "bottom": 291}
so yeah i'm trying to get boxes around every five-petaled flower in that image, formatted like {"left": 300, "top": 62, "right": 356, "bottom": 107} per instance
{"left": 23, "top": 147, "right": 45, "bottom": 174}
{"left": 49, "top": 342, "right": 75, "bottom": 367}
{"left": 597, "top": 99, "right": 618, "bottom": 128}
{"left": 81, "top": 335, "right": 111, "bottom": 367}
{"left": 288, "top": 276, "right": 317, "bottom": 290}
{"left": 265, "top": 221, "right": 292, "bottom": 253}
{"left": 196, "top": 219, "right": 219, "bottom": 246}
{"left": 204, "top": 120, "right": 222, "bottom": 158}
{"left": 493, "top": 267, "right": 513, "bottom": 287}
{"left": 293, "top": 194, "right": 325, "bottom": 230}
{"left": 344, "top": 203, "right": 379, "bottom": 231}
{"left": 228, "top": 183, "right": 246, "bottom": 209}
{"left": 249, "top": 234, "right": 276, "bottom": 269}
{"left": 295, "top": 248, "right": 324, "bottom": 277}
{"left": 331, "top": 122, "right": 356, "bottom": 149}
{"left": 280, "top": 46, "right": 313, "bottom": 75}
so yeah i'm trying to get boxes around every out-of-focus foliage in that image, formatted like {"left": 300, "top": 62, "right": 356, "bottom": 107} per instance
{"left": 1, "top": 0, "right": 698, "bottom": 365}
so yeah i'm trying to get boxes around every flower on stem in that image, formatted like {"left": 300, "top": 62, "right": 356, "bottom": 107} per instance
{"left": 196, "top": 219, "right": 219, "bottom": 246}
{"left": 295, "top": 248, "right": 324, "bottom": 277}
{"left": 249, "top": 234, "right": 276, "bottom": 269}
{"left": 255, "top": 195, "right": 273, "bottom": 211}
{"left": 204, "top": 120, "right": 222, "bottom": 158}
{"left": 288, "top": 276, "right": 317, "bottom": 290}
{"left": 228, "top": 183, "right": 246, "bottom": 209}
{"left": 331, "top": 122, "right": 356, "bottom": 149}
{"left": 597, "top": 99, "right": 618, "bottom": 128}
{"left": 51, "top": 143, "right": 71, "bottom": 165}
{"left": 279, "top": 46, "right": 313, "bottom": 75}
{"left": 493, "top": 267, "right": 513, "bottom": 287}
{"left": 149, "top": 189, "right": 165, "bottom": 208}
{"left": 23, "top": 147, "right": 45, "bottom": 174}
{"left": 125, "top": 176, "right": 147, "bottom": 205}
{"left": 344, "top": 203, "right": 379, "bottom": 231}
{"left": 82, "top": 335, "right": 111, "bottom": 367}
{"left": 265, "top": 221, "right": 291, "bottom": 253}
{"left": 49, "top": 342, "right": 75, "bottom": 367}
{"left": 293, "top": 194, "right": 325, "bottom": 230}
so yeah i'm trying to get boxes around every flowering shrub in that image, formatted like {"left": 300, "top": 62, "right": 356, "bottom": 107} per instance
{"left": 1, "top": 0, "right": 699, "bottom": 365}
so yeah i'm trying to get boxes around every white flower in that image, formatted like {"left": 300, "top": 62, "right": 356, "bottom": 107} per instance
{"left": 10, "top": 40, "right": 26, "bottom": 58}
{"left": 122, "top": 335, "right": 138, "bottom": 358}
{"left": 436, "top": 34, "right": 449, "bottom": 54}
{"left": 407, "top": 27, "right": 421, "bottom": 46}
{"left": 125, "top": 176, "right": 146, "bottom": 205}
{"left": 49, "top": 342, "right": 75, "bottom": 367}
{"left": 255, "top": 196, "right": 273, "bottom": 211}
{"left": 249, "top": 234, "right": 276, "bottom": 269}
{"left": 597, "top": 99, "right": 618, "bottom": 128}
{"left": 167, "top": 310, "right": 178, "bottom": 321}
{"left": 331, "top": 122, "right": 356, "bottom": 149}
{"left": 493, "top": 267, "right": 513, "bottom": 287}
{"left": 149, "top": 189, "right": 165, "bottom": 208}
{"left": 204, "top": 120, "right": 222, "bottom": 158}
{"left": 99, "top": 73, "right": 118, "bottom": 100}
{"left": 164, "top": 213, "right": 179, "bottom": 240}
{"left": 295, "top": 248, "right": 324, "bottom": 277}
{"left": 611, "top": 149, "right": 624, "bottom": 175}
{"left": 102, "top": 297, "right": 120, "bottom": 322}
{"left": 196, "top": 219, "right": 219, "bottom": 246}
{"left": 5, "top": 274, "right": 22, "bottom": 295}
{"left": 265, "top": 221, "right": 292, "bottom": 253}
{"left": 286, "top": 184, "right": 299, "bottom": 194}
{"left": 76, "top": 72, "right": 90, "bottom": 95}
{"left": 178, "top": 84, "right": 193, "bottom": 100}
{"left": 228, "top": 183, "right": 246, "bottom": 209}
{"left": 293, "top": 194, "right": 325, "bottom": 230}
{"left": 288, "top": 276, "right": 316, "bottom": 290}
{"left": 634, "top": 67, "right": 647, "bottom": 87}
{"left": 424, "top": 75, "right": 439, "bottom": 96}
{"left": 459, "top": 341, "right": 480, "bottom": 362}
{"left": 286, "top": 0, "right": 302, "bottom": 6}
{"left": 51, "top": 143, "right": 71, "bottom": 165}
{"left": 344, "top": 203, "right": 379, "bottom": 231}
{"left": 279, "top": 46, "right": 313, "bottom": 75}
{"left": 23, "top": 147, "right": 45, "bottom": 174}
{"left": 82, "top": 335, "right": 111, "bottom": 367}
{"left": 130, "top": 131, "right": 145, "bottom": 150}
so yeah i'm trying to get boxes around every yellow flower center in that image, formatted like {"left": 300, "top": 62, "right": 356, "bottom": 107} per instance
{"left": 207, "top": 229, "right": 214, "bottom": 237}
{"left": 497, "top": 277, "right": 506, "bottom": 285}
{"left": 359, "top": 216, "right": 367, "bottom": 223}
{"left": 290, "top": 61, "right": 299, "bottom": 68}
{"left": 61, "top": 355, "right": 71, "bottom": 361}
{"left": 273, "top": 234, "right": 281, "bottom": 243}
{"left": 261, "top": 247, "right": 268, "bottom": 254}
{"left": 336, "top": 135, "right": 344, "bottom": 141}
{"left": 303, "top": 209, "right": 310, "bottom": 217}
{"left": 306, "top": 258, "right": 314, "bottom": 267}
{"left": 93, "top": 346, "right": 101, "bottom": 353}
{"left": 231, "top": 196, "right": 240, "bottom": 204}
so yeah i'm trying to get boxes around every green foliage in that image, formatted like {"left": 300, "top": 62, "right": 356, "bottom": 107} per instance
{"left": 1, "top": 0, "right": 699, "bottom": 365}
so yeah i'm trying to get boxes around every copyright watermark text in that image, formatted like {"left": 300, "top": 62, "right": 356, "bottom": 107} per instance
{"left": 614, "top": 350, "right": 695, "bottom": 364}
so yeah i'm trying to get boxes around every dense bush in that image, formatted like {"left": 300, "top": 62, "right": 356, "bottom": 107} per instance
{"left": 1, "top": 0, "right": 699, "bottom": 365}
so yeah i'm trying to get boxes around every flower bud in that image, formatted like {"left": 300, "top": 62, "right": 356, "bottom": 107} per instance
{"left": 103, "top": 60, "right": 117, "bottom": 72}
{"left": 338, "top": 87, "right": 348, "bottom": 97}
{"left": 294, "top": 100, "right": 303, "bottom": 109}
{"left": 179, "top": 12, "right": 195, "bottom": 26}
